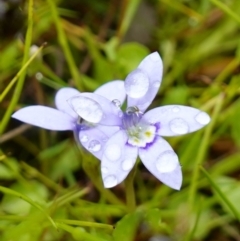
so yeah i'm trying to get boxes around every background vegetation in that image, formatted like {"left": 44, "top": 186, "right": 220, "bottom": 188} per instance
{"left": 1, "top": 0, "right": 240, "bottom": 240}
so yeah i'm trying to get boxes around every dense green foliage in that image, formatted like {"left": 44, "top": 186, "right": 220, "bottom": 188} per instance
{"left": 1, "top": 0, "right": 240, "bottom": 240}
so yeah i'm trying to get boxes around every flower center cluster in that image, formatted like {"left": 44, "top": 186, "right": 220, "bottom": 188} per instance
{"left": 122, "top": 106, "right": 156, "bottom": 147}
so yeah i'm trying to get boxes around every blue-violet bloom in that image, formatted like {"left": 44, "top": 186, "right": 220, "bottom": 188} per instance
{"left": 78, "top": 52, "right": 211, "bottom": 190}
{"left": 12, "top": 81, "right": 126, "bottom": 160}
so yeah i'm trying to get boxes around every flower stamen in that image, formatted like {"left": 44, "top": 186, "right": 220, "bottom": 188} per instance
{"left": 122, "top": 106, "right": 156, "bottom": 147}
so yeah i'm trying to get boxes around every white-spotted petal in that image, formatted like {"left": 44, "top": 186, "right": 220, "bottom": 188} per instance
{"left": 127, "top": 52, "right": 163, "bottom": 112}
{"left": 139, "top": 136, "right": 182, "bottom": 190}
{"left": 68, "top": 95, "right": 103, "bottom": 124}
{"left": 144, "top": 105, "right": 211, "bottom": 137}
{"left": 101, "top": 130, "right": 138, "bottom": 188}
{"left": 125, "top": 69, "right": 149, "bottom": 98}
{"left": 97, "top": 125, "right": 121, "bottom": 138}
{"left": 12, "top": 106, "right": 75, "bottom": 131}
{"left": 94, "top": 80, "right": 126, "bottom": 105}
{"left": 77, "top": 93, "right": 122, "bottom": 126}
{"left": 55, "top": 87, "right": 80, "bottom": 119}
{"left": 79, "top": 127, "right": 109, "bottom": 160}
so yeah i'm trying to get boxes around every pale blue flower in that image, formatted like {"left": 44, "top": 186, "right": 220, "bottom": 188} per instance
{"left": 12, "top": 52, "right": 211, "bottom": 190}
{"left": 77, "top": 52, "right": 211, "bottom": 190}
{"left": 12, "top": 81, "right": 126, "bottom": 160}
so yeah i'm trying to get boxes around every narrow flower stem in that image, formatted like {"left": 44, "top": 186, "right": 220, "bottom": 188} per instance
{"left": 80, "top": 151, "right": 124, "bottom": 206}
{"left": 124, "top": 165, "right": 137, "bottom": 212}
{"left": 86, "top": 168, "right": 124, "bottom": 206}
{"left": 188, "top": 93, "right": 224, "bottom": 209}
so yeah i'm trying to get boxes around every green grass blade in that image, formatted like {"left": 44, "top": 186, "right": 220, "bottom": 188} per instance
{"left": 0, "top": 43, "right": 45, "bottom": 103}
{"left": 117, "top": 0, "right": 142, "bottom": 40}
{"left": 46, "top": 0, "right": 82, "bottom": 89}
{"left": 55, "top": 219, "right": 114, "bottom": 230}
{"left": 0, "top": 0, "right": 34, "bottom": 135}
{"left": 188, "top": 93, "right": 224, "bottom": 209}
{"left": 0, "top": 186, "right": 57, "bottom": 229}
{"left": 200, "top": 166, "right": 240, "bottom": 221}
{"left": 210, "top": 0, "right": 240, "bottom": 25}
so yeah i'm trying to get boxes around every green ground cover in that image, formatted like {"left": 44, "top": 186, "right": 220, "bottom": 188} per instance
{"left": 0, "top": 0, "right": 240, "bottom": 240}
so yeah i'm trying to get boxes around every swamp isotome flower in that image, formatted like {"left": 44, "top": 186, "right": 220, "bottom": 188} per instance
{"left": 77, "top": 52, "right": 211, "bottom": 190}
{"left": 12, "top": 81, "right": 126, "bottom": 160}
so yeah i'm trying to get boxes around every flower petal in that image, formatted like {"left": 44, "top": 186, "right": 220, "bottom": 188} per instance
{"left": 126, "top": 52, "right": 163, "bottom": 112}
{"left": 68, "top": 95, "right": 104, "bottom": 124}
{"left": 79, "top": 127, "right": 109, "bottom": 160}
{"left": 97, "top": 125, "right": 121, "bottom": 137}
{"left": 94, "top": 80, "right": 126, "bottom": 105}
{"left": 12, "top": 106, "right": 75, "bottom": 130}
{"left": 55, "top": 87, "right": 80, "bottom": 119}
{"left": 101, "top": 130, "right": 138, "bottom": 188}
{"left": 139, "top": 136, "right": 182, "bottom": 190}
{"left": 143, "top": 105, "right": 211, "bottom": 136}
{"left": 69, "top": 93, "right": 122, "bottom": 126}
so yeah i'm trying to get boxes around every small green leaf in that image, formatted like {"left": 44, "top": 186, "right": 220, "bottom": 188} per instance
{"left": 82, "top": 74, "right": 100, "bottom": 92}
{"left": 144, "top": 208, "right": 162, "bottom": 232}
{"left": 215, "top": 176, "right": 240, "bottom": 217}
{"left": 113, "top": 212, "right": 142, "bottom": 241}
{"left": 200, "top": 167, "right": 240, "bottom": 220}
{"left": 48, "top": 144, "right": 80, "bottom": 183}
{"left": 38, "top": 140, "right": 69, "bottom": 160}
{"left": 161, "top": 85, "right": 189, "bottom": 105}
{"left": 116, "top": 43, "right": 149, "bottom": 74}
{"left": 1, "top": 181, "right": 48, "bottom": 215}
